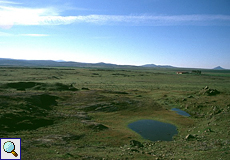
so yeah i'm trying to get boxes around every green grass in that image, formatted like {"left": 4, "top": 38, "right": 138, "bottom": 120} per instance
{"left": 0, "top": 67, "right": 230, "bottom": 159}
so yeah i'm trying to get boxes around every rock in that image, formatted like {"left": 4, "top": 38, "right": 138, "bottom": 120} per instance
{"left": 64, "top": 153, "right": 74, "bottom": 157}
{"left": 91, "top": 123, "right": 108, "bottom": 131}
{"left": 62, "top": 134, "right": 84, "bottom": 142}
{"left": 204, "top": 128, "right": 213, "bottom": 132}
{"left": 35, "top": 134, "right": 84, "bottom": 144}
{"left": 212, "top": 106, "right": 222, "bottom": 115}
{"left": 182, "top": 98, "right": 187, "bottom": 101}
{"left": 200, "top": 86, "right": 220, "bottom": 96}
{"left": 75, "top": 112, "right": 91, "bottom": 120}
{"left": 131, "top": 148, "right": 139, "bottom": 152}
{"left": 81, "top": 120, "right": 108, "bottom": 131}
{"left": 130, "top": 140, "right": 143, "bottom": 148}
{"left": 82, "top": 87, "right": 89, "bottom": 90}
{"left": 185, "top": 134, "right": 195, "bottom": 140}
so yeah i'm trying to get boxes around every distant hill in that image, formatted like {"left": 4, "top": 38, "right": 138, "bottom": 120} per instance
{"left": 0, "top": 58, "right": 176, "bottom": 68}
{"left": 0, "top": 58, "right": 135, "bottom": 68}
{"left": 213, "top": 66, "right": 225, "bottom": 70}
{"left": 3, "top": 58, "right": 225, "bottom": 69}
{"left": 141, "top": 64, "right": 175, "bottom": 68}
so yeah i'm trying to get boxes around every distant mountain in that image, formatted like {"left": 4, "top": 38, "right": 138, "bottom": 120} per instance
{"left": 0, "top": 58, "right": 193, "bottom": 69}
{"left": 141, "top": 64, "right": 157, "bottom": 67}
{"left": 213, "top": 66, "right": 225, "bottom": 70}
{"left": 54, "top": 60, "right": 66, "bottom": 62}
{"left": 142, "top": 64, "right": 175, "bottom": 68}
{"left": 0, "top": 58, "right": 134, "bottom": 68}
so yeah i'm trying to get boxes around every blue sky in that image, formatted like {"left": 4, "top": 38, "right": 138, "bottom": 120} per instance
{"left": 0, "top": 0, "right": 230, "bottom": 69}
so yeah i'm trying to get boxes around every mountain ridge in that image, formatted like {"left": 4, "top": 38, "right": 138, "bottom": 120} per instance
{"left": 0, "top": 58, "right": 133, "bottom": 68}
{"left": 0, "top": 58, "right": 227, "bottom": 69}
{"left": 142, "top": 64, "right": 175, "bottom": 68}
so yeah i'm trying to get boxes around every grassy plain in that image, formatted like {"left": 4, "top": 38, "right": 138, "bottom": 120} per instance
{"left": 0, "top": 67, "right": 230, "bottom": 159}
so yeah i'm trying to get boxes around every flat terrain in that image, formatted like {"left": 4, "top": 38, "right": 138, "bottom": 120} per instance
{"left": 0, "top": 67, "right": 230, "bottom": 159}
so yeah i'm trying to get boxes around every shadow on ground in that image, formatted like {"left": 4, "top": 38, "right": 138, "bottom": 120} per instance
{"left": 0, "top": 94, "right": 58, "bottom": 133}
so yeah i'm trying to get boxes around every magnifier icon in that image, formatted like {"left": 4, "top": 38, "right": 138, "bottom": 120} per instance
{"left": 3, "top": 141, "right": 18, "bottom": 157}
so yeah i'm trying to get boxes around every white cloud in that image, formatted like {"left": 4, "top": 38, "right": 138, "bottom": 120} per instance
{"left": 0, "top": 1, "right": 22, "bottom": 4}
{"left": 0, "top": 31, "right": 49, "bottom": 37}
{"left": 0, "top": 5, "right": 59, "bottom": 28}
{"left": 0, "top": 31, "right": 12, "bottom": 36}
{"left": 0, "top": 2, "right": 230, "bottom": 28}
{"left": 19, "top": 34, "right": 49, "bottom": 37}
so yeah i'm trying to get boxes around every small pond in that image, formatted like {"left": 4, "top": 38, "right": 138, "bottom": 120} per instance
{"left": 128, "top": 120, "right": 178, "bottom": 141}
{"left": 171, "top": 108, "right": 190, "bottom": 117}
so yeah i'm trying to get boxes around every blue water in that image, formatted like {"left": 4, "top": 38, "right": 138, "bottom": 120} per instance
{"left": 171, "top": 108, "right": 190, "bottom": 117}
{"left": 128, "top": 119, "right": 178, "bottom": 141}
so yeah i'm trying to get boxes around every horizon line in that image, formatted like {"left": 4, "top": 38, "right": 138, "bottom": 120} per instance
{"left": 0, "top": 57, "right": 227, "bottom": 69}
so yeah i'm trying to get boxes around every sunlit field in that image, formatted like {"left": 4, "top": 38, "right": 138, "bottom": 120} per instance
{"left": 0, "top": 67, "right": 230, "bottom": 159}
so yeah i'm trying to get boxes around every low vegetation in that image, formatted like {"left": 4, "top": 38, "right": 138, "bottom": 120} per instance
{"left": 0, "top": 67, "right": 229, "bottom": 159}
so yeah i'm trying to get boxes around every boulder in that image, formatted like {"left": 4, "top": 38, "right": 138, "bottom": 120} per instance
{"left": 185, "top": 134, "right": 195, "bottom": 140}
{"left": 199, "top": 86, "right": 220, "bottom": 96}
{"left": 81, "top": 120, "right": 108, "bottom": 131}
{"left": 130, "top": 140, "right": 143, "bottom": 148}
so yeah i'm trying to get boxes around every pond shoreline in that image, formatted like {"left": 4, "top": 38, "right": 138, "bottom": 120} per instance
{"left": 128, "top": 119, "right": 178, "bottom": 141}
